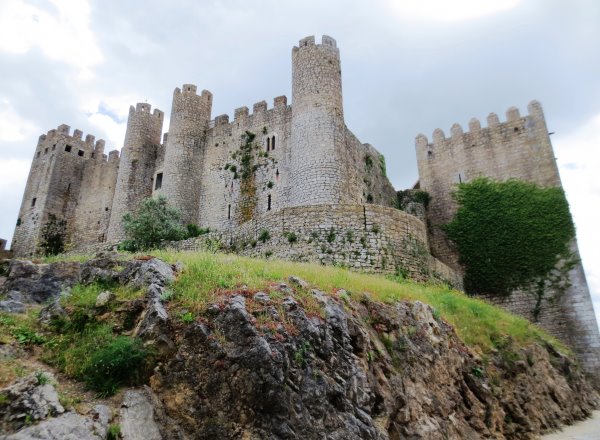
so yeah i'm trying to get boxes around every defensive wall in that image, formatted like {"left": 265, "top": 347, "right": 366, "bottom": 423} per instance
{"left": 167, "top": 204, "right": 462, "bottom": 288}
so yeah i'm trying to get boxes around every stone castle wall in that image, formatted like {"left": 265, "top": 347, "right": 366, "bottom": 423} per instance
{"left": 415, "top": 101, "right": 600, "bottom": 381}
{"left": 168, "top": 204, "right": 461, "bottom": 288}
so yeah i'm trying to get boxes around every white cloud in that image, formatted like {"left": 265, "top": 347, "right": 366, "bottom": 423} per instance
{"left": 0, "top": 99, "right": 38, "bottom": 142}
{"left": 87, "top": 112, "right": 126, "bottom": 150}
{"left": 555, "top": 113, "right": 600, "bottom": 328}
{"left": 387, "top": 0, "right": 520, "bottom": 22}
{"left": 0, "top": 0, "right": 102, "bottom": 78}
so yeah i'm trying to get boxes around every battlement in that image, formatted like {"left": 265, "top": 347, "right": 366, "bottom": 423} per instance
{"left": 415, "top": 100, "right": 546, "bottom": 149}
{"left": 41, "top": 124, "right": 102, "bottom": 152}
{"left": 293, "top": 35, "right": 337, "bottom": 51}
{"left": 129, "top": 103, "right": 164, "bottom": 120}
{"left": 210, "top": 95, "right": 290, "bottom": 128}
{"left": 173, "top": 84, "right": 212, "bottom": 102}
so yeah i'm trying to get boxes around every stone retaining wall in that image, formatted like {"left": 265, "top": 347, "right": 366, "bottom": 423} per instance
{"left": 167, "top": 204, "right": 461, "bottom": 288}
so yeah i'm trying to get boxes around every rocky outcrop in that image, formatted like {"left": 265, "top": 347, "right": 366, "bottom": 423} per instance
{"left": 149, "top": 284, "right": 598, "bottom": 440}
{"left": 0, "top": 372, "right": 64, "bottom": 432}
{"left": 0, "top": 260, "right": 81, "bottom": 304}
{"left": 0, "top": 258, "right": 597, "bottom": 439}
{"left": 2, "top": 405, "right": 111, "bottom": 440}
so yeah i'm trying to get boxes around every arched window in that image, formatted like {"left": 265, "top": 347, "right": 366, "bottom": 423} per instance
{"left": 271, "top": 136, "right": 275, "bottom": 150}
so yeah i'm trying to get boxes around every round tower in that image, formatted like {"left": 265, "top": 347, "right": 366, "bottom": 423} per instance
{"left": 107, "top": 103, "right": 164, "bottom": 242}
{"left": 288, "top": 35, "right": 349, "bottom": 207}
{"left": 161, "top": 84, "right": 212, "bottom": 226}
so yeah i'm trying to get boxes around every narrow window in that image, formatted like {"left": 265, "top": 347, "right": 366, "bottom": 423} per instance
{"left": 67, "top": 183, "right": 71, "bottom": 191}
{"left": 91, "top": 153, "right": 95, "bottom": 159}
{"left": 275, "top": 168, "right": 280, "bottom": 180}
{"left": 105, "top": 207, "right": 109, "bottom": 211}
{"left": 266, "top": 137, "right": 270, "bottom": 151}
{"left": 31, "top": 198, "right": 36, "bottom": 207}
{"left": 271, "top": 136, "right": 275, "bottom": 150}
{"left": 36, "top": 152, "right": 40, "bottom": 158}
{"left": 78, "top": 150, "right": 84, "bottom": 157}
{"left": 44, "top": 148, "right": 48, "bottom": 154}
{"left": 52, "top": 144, "right": 56, "bottom": 151}
{"left": 458, "top": 173, "right": 462, "bottom": 183}
{"left": 267, "top": 194, "right": 272, "bottom": 211}
{"left": 155, "top": 172, "right": 163, "bottom": 190}
{"left": 65, "top": 145, "right": 72, "bottom": 152}
{"left": 228, "top": 204, "right": 231, "bottom": 219}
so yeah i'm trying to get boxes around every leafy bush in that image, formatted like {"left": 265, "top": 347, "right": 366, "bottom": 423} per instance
{"left": 120, "top": 196, "right": 186, "bottom": 251}
{"left": 81, "top": 336, "right": 151, "bottom": 396}
{"left": 444, "top": 178, "right": 575, "bottom": 295}
{"left": 186, "top": 224, "right": 210, "bottom": 238}
{"left": 258, "top": 229, "right": 270, "bottom": 243}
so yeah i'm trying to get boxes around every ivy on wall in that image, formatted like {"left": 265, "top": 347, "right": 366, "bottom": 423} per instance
{"left": 444, "top": 178, "right": 576, "bottom": 298}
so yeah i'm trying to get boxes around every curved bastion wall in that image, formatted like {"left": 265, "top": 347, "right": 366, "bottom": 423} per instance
{"left": 166, "top": 204, "right": 462, "bottom": 288}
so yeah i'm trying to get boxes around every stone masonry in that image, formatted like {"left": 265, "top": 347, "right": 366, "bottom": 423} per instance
{"left": 10, "top": 34, "right": 600, "bottom": 381}
{"left": 415, "top": 102, "right": 600, "bottom": 383}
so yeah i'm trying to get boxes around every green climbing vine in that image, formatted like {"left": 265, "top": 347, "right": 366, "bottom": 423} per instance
{"left": 444, "top": 178, "right": 576, "bottom": 302}
{"left": 225, "top": 131, "right": 277, "bottom": 222}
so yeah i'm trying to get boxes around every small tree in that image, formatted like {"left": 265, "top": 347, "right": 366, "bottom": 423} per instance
{"left": 39, "top": 214, "right": 67, "bottom": 256}
{"left": 120, "top": 196, "right": 186, "bottom": 251}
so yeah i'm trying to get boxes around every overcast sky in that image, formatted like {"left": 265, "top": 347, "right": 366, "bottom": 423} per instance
{"left": 0, "top": 0, "right": 599, "bottom": 327}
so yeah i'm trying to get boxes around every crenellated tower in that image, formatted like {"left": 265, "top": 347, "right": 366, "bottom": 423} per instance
{"left": 161, "top": 85, "right": 212, "bottom": 226}
{"left": 107, "top": 103, "right": 164, "bottom": 242}
{"left": 288, "top": 35, "right": 353, "bottom": 206}
{"left": 11, "top": 125, "right": 106, "bottom": 256}
{"left": 415, "top": 101, "right": 600, "bottom": 383}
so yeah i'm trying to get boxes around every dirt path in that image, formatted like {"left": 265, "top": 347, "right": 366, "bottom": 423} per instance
{"left": 542, "top": 411, "right": 600, "bottom": 439}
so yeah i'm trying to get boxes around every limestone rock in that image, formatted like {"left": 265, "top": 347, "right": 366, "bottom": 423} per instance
{"left": 38, "top": 298, "right": 67, "bottom": 324}
{"left": 1, "top": 260, "right": 80, "bottom": 303}
{"left": 119, "top": 258, "right": 175, "bottom": 289}
{"left": 288, "top": 275, "right": 309, "bottom": 289}
{"left": 0, "top": 372, "right": 64, "bottom": 431}
{"left": 80, "top": 251, "right": 123, "bottom": 285}
{"left": 3, "top": 405, "right": 111, "bottom": 440}
{"left": 0, "top": 299, "right": 25, "bottom": 314}
{"left": 120, "top": 388, "right": 162, "bottom": 440}
{"left": 95, "top": 290, "right": 115, "bottom": 308}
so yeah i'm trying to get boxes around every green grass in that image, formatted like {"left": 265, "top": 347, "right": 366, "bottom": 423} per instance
{"left": 152, "top": 250, "right": 567, "bottom": 355}
{"left": 63, "top": 283, "right": 144, "bottom": 309}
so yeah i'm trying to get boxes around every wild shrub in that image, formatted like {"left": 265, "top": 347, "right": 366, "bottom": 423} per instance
{"left": 120, "top": 196, "right": 186, "bottom": 251}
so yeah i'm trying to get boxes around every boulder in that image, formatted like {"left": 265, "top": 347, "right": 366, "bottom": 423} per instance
{"left": 80, "top": 252, "right": 123, "bottom": 286}
{"left": 95, "top": 291, "right": 115, "bottom": 308}
{"left": 120, "top": 388, "right": 162, "bottom": 440}
{"left": 3, "top": 405, "right": 111, "bottom": 440}
{"left": 1, "top": 260, "right": 80, "bottom": 303}
{"left": 0, "top": 372, "right": 64, "bottom": 431}
{"left": 119, "top": 259, "right": 175, "bottom": 289}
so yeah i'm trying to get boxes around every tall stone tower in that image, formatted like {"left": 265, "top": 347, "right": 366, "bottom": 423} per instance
{"left": 161, "top": 85, "right": 212, "bottom": 226}
{"left": 107, "top": 103, "right": 163, "bottom": 242}
{"left": 288, "top": 35, "right": 351, "bottom": 206}
{"left": 415, "top": 101, "right": 600, "bottom": 384}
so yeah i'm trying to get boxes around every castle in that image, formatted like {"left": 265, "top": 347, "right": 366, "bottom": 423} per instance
{"left": 9, "top": 35, "right": 600, "bottom": 381}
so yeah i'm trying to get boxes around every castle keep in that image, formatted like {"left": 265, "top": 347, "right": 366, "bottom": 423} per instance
{"left": 10, "top": 35, "right": 600, "bottom": 380}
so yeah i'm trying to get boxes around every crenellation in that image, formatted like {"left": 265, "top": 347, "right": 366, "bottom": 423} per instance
{"left": 274, "top": 95, "right": 287, "bottom": 108}
{"left": 506, "top": 106, "right": 521, "bottom": 121}
{"left": 215, "top": 114, "right": 229, "bottom": 125}
{"left": 12, "top": 34, "right": 599, "bottom": 382}
{"left": 432, "top": 128, "right": 445, "bottom": 144}
{"left": 450, "top": 123, "right": 463, "bottom": 139}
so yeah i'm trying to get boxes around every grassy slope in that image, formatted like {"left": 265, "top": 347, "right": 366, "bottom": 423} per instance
{"left": 150, "top": 250, "right": 567, "bottom": 355}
